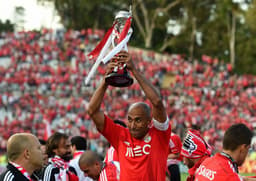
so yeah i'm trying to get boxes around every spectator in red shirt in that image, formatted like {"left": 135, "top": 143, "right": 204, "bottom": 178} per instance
{"left": 79, "top": 150, "right": 120, "bottom": 181}
{"left": 87, "top": 51, "right": 170, "bottom": 181}
{"left": 195, "top": 123, "right": 253, "bottom": 181}
{"left": 181, "top": 129, "right": 212, "bottom": 181}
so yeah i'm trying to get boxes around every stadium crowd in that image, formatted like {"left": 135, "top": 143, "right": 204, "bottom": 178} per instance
{"left": 0, "top": 28, "right": 256, "bottom": 177}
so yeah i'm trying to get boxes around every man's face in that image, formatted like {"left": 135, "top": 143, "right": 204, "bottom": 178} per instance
{"left": 54, "top": 138, "right": 72, "bottom": 161}
{"left": 183, "top": 157, "right": 195, "bottom": 169}
{"left": 29, "top": 136, "right": 44, "bottom": 170}
{"left": 40, "top": 145, "right": 49, "bottom": 166}
{"left": 127, "top": 106, "right": 151, "bottom": 139}
{"left": 237, "top": 144, "right": 251, "bottom": 166}
{"left": 80, "top": 162, "right": 100, "bottom": 180}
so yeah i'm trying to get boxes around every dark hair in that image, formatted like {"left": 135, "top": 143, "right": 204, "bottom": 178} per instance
{"left": 223, "top": 123, "right": 253, "bottom": 151}
{"left": 46, "top": 132, "right": 69, "bottom": 157}
{"left": 191, "top": 124, "right": 200, "bottom": 131}
{"left": 114, "top": 119, "right": 127, "bottom": 128}
{"left": 39, "top": 139, "right": 46, "bottom": 145}
{"left": 71, "top": 136, "right": 87, "bottom": 150}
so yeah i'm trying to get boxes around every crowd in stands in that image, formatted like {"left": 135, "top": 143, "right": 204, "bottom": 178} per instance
{"left": 0, "top": 28, "right": 256, "bottom": 173}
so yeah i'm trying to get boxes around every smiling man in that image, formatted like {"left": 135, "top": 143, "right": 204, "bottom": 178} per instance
{"left": 42, "top": 132, "right": 78, "bottom": 181}
{"left": 87, "top": 51, "right": 171, "bottom": 181}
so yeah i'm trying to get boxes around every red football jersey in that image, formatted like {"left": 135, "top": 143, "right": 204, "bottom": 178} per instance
{"left": 101, "top": 115, "right": 171, "bottom": 181}
{"left": 194, "top": 153, "right": 243, "bottom": 181}
{"left": 168, "top": 133, "right": 182, "bottom": 165}
{"left": 169, "top": 133, "right": 182, "bottom": 154}
{"left": 99, "top": 161, "right": 120, "bottom": 181}
{"left": 105, "top": 146, "right": 118, "bottom": 162}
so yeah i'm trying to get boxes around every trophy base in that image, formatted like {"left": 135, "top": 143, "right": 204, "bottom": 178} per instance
{"left": 105, "top": 72, "right": 133, "bottom": 87}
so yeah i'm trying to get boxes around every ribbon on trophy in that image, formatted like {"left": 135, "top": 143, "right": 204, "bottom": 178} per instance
{"left": 85, "top": 14, "right": 133, "bottom": 86}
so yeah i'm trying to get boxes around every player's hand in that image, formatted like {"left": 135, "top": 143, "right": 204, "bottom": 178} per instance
{"left": 105, "top": 56, "right": 118, "bottom": 75}
{"left": 116, "top": 51, "right": 135, "bottom": 71}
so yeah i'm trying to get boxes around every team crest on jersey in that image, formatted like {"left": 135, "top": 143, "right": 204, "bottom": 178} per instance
{"left": 183, "top": 134, "right": 197, "bottom": 154}
{"left": 144, "top": 135, "right": 151, "bottom": 143}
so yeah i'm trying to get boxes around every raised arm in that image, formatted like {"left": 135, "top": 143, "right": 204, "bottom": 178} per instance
{"left": 119, "top": 51, "right": 167, "bottom": 123}
{"left": 87, "top": 60, "right": 116, "bottom": 132}
{"left": 87, "top": 79, "right": 108, "bottom": 132}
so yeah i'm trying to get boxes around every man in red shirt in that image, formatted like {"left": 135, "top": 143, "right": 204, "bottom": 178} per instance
{"left": 195, "top": 123, "right": 253, "bottom": 181}
{"left": 87, "top": 51, "right": 171, "bottom": 181}
{"left": 181, "top": 129, "right": 212, "bottom": 181}
{"left": 79, "top": 150, "right": 120, "bottom": 181}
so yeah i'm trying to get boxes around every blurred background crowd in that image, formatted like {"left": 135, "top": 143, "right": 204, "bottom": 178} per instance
{"left": 0, "top": 28, "right": 256, "bottom": 173}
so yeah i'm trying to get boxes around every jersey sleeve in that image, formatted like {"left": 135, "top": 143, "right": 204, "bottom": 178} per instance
{"left": 169, "top": 134, "right": 182, "bottom": 154}
{"left": 152, "top": 117, "right": 170, "bottom": 131}
{"left": 100, "top": 114, "right": 126, "bottom": 151}
{"left": 99, "top": 162, "right": 119, "bottom": 181}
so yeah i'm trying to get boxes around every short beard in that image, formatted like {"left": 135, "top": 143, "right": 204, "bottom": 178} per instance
{"left": 61, "top": 154, "right": 72, "bottom": 162}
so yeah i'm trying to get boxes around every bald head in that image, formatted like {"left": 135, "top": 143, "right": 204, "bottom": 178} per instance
{"left": 79, "top": 150, "right": 101, "bottom": 167}
{"left": 7, "top": 133, "right": 37, "bottom": 161}
{"left": 128, "top": 102, "right": 151, "bottom": 118}
{"left": 79, "top": 150, "right": 102, "bottom": 180}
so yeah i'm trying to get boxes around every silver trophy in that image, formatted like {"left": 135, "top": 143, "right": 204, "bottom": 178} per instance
{"left": 105, "top": 10, "right": 133, "bottom": 87}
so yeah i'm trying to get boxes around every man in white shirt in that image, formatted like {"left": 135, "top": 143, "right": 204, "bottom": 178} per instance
{"left": 69, "top": 136, "right": 93, "bottom": 181}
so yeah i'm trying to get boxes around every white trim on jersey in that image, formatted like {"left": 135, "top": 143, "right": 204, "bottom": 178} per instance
{"left": 3, "top": 171, "right": 14, "bottom": 181}
{"left": 43, "top": 164, "right": 54, "bottom": 181}
{"left": 153, "top": 117, "right": 169, "bottom": 131}
{"left": 105, "top": 147, "right": 115, "bottom": 162}
{"left": 99, "top": 169, "right": 107, "bottom": 181}
{"left": 112, "top": 161, "right": 120, "bottom": 173}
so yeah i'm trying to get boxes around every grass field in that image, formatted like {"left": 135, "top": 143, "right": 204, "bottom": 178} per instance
{"left": 181, "top": 173, "right": 188, "bottom": 181}
{"left": 180, "top": 173, "right": 255, "bottom": 181}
